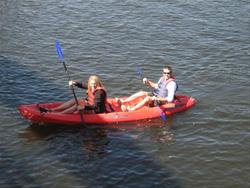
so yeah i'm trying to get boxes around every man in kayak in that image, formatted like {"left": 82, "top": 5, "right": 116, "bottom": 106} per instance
{"left": 118, "top": 66, "right": 177, "bottom": 111}
{"left": 39, "top": 75, "right": 113, "bottom": 114}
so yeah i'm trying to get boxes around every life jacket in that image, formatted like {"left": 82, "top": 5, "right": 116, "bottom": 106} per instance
{"left": 87, "top": 87, "right": 114, "bottom": 113}
{"left": 153, "top": 77, "right": 178, "bottom": 98}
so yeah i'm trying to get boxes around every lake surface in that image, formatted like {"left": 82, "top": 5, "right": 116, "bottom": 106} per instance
{"left": 0, "top": 0, "right": 249, "bottom": 187}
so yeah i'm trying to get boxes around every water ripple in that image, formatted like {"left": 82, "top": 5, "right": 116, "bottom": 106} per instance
{"left": 0, "top": 0, "right": 249, "bottom": 187}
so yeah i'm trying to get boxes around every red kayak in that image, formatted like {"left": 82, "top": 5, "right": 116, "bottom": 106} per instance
{"left": 18, "top": 95, "right": 196, "bottom": 125}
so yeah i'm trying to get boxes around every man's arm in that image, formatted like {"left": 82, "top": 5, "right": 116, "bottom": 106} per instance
{"left": 143, "top": 78, "right": 157, "bottom": 89}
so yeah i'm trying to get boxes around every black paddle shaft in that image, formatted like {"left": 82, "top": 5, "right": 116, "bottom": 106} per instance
{"left": 62, "top": 61, "right": 79, "bottom": 106}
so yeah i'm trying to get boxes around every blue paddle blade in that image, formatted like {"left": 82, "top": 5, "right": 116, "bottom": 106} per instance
{"left": 56, "top": 40, "right": 64, "bottom": 62}
{"left": 136, "top": 66, "right": 143, "bottom": 77}
{"left": 157, "top": 106, "right": 167, "bottom": 122}
{"left": 160, "top": 111, "right": 167, "bottom": 122}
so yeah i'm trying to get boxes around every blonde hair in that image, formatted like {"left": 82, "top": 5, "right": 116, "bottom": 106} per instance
{"left": 87, "top": 75, "right": 104, "bottom": 91}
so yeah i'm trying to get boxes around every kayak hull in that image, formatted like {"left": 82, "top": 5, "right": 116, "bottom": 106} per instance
{"left": 18, "top": 95, "right": 196, "bottom": 125}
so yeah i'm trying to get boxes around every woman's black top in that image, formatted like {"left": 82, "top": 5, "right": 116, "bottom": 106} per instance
{"left": 75, "top": 82, "right": 106, "bottom": 113}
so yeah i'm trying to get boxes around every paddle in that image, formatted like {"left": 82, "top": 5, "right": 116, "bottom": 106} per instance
{"left": 56, "top": 40, "right": 84, "bottom": 123}
{"left": 56, "top": 40, "right": 79, "bottom": 105}
{"left": 135, "top": 66, "right": 167, "bottom": 122}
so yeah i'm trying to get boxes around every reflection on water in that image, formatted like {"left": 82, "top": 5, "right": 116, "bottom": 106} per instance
{"left": 19, "top": 124, "right": 110, "bottom": 157}
{"left": 17, "top": 122, "right": 181, "bottom": 188}
{"left": 80, "top": 128, "right": 110, "bottom": 157}
{"left": 19, "top": 116, "right": 174, "bottom": 142}
{"left": 152, "top": 130, "right": 175, "bottom": 143}
{"left": 19, "top": 117, "right": 176, "bottom": 161}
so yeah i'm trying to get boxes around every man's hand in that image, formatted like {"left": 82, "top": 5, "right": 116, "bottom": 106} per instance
{"left": 143, "top": 78, "right": 148, "bottom": 84}
{"left": 69, "top": 80, "right": 76, "bottom": 86}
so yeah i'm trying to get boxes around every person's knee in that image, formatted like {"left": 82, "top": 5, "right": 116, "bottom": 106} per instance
{"left": 144, "top": 96, "right": 151, "bottom": 102}
{"left": 138, "top": 91, "right": 148, "bottom": 96}
{"left": 69, "top": 99, "right": 75, "bottom": 103}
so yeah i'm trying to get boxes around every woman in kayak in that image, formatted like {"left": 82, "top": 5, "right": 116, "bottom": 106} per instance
{"left": 117, "top": 66, "right": 177, "bottom": 112}
{"left": 39, "top": 75, "right": 112, "bottom": 114}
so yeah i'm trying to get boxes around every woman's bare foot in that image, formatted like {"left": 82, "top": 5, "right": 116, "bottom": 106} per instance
{"left": 115, "top": 98, "right": 124, "bottom": 106}
{"left": 121, "top": 105, "right": 131, "bottom": 112}
{"left": 39, "top": 106, "right": 52, "bottom": 113}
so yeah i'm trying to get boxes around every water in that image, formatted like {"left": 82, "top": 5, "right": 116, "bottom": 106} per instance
{"left": 1, "top": 0, "right": 249, "bottom": 187}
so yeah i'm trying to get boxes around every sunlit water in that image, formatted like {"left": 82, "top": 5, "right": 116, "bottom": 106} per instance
{"left": 0, "top": 0, "right": 249, "bottom": 187}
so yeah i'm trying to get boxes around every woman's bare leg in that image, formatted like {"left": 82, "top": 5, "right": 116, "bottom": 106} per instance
{"left": 60, "top": 104, "right": 78, "bottom": 114}
{"left": 51, "top": 98, "right": 77, "bottom": 112}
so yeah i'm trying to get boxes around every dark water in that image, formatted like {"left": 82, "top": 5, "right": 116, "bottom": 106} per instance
{"left": 0, "top": 0, "right": 249, "bottom": 187}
